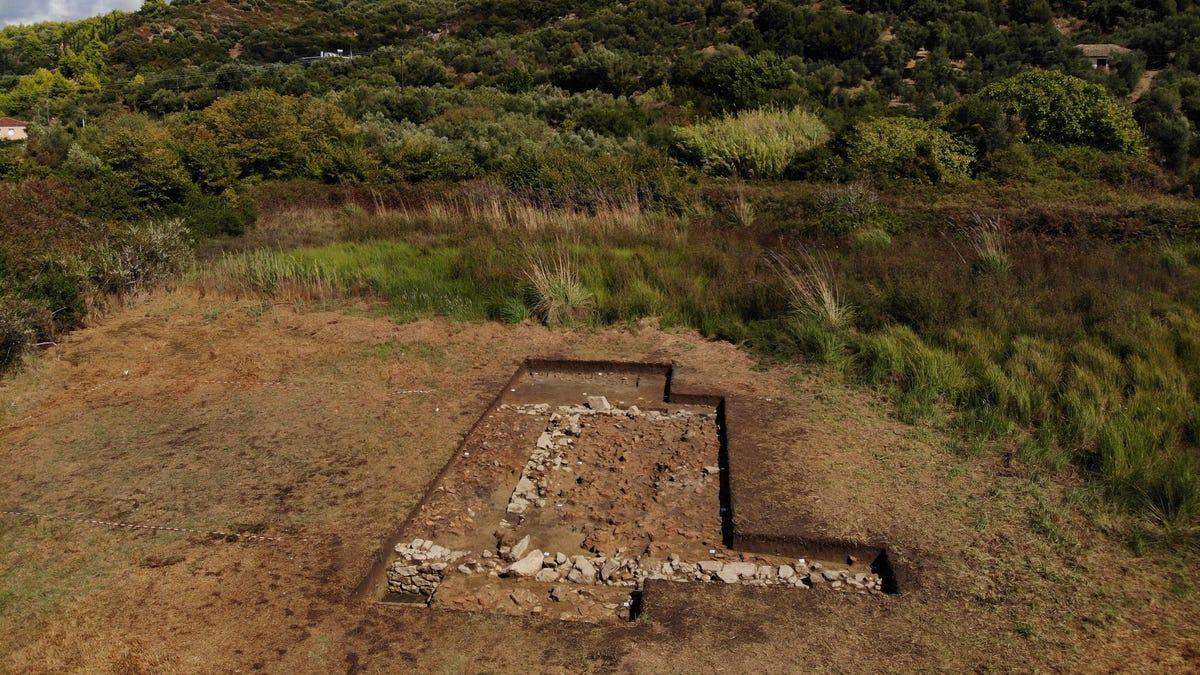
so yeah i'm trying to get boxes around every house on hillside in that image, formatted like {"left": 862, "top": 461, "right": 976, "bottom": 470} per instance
{"left": 1076, "top": 43, "right": 1131, "bottom": 69}
{"left": 296, "top": 49, "right": 354, "bottom": 65}
{"left": 0, "top": 117, "right": 27, "bottom": 141}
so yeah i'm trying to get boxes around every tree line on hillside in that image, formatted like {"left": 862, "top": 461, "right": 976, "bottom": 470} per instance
{"left": 0, "top": 0, "right": 1197, "bottom": 351}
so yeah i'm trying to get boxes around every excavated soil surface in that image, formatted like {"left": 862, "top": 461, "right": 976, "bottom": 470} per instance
{"left": 382, "top": 365, "right": 884, "bottom": 623}
{"left": 1, "top": 291, "right": 1196, "bottom": 671}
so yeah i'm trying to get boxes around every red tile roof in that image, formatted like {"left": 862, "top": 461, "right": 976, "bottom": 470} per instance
{"left": 0, "top": 117, "right": 27, "bottom": 127}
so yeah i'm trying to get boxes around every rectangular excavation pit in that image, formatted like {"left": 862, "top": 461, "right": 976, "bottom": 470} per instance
{"left": 365, "top": 360, "right": 901, "bottom": 624}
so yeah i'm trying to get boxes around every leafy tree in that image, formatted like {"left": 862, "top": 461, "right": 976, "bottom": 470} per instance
{"left": 0, "top": 69, "right": 74, "bottom": 117}
{"left": 1135, "top": 87, "right": 1192, "bottom": 174}
{"left": 694, "top": 51, "right": 792, "bottom": 111}
{"left": 58, "top": 35, "right": 108, "bottom": 81}
{"left": 979, "top": 70, "right": 1144, "bottom": 153}
{"left": 201, "top": 89, "right": 355, "bottom": 179}
{"left": 1107, "top": 50, "right": 1147, "bottom": 96}
{"left": 1006, "top": 0, "right": 1054, "bottom": 24}
{"left": 90, "top": 114, "right": 191, "bottom": 212}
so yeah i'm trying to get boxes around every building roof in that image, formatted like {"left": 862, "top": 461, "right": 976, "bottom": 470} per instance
{"left": 0, "top": 117, "right": 27, "bottom": 127}
{"left": 1076, "top": 43, "right": 1131, "bottom": 58}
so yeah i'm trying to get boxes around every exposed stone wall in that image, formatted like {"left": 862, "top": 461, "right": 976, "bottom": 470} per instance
{"left": 387, "top": 535, "right": 884, "bottom": 598}
{"left": 490, "top": 539, "right": 884, "bottom": 592}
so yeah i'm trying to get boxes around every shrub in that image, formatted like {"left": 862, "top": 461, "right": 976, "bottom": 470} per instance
{"left": 844, "top": 117, "right": 974, "bottom": 183}
{"left": 978, "top": 70, "right": 1144, "bottom": 154}
{"left": 673, "top": 107, "right": 830, "bottom": 179}
{"left": 182, "top": 189, "right": 257, "bottom": 238}
{"left": 24, "top": 255, "right": 88, "bottom": 329}
{"left": 89, "top": 219, "right": 193, "bottom": 294}
{"left": 0, "top": 294, "right": 52, "bottom": 370}
{"left": 814, "top": 181, "right": 880, "bottom": 234}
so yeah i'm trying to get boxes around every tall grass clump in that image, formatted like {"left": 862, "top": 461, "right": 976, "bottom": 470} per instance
{"left": 853, "top": 228, "right": 892, "bottom": 251}
{"left": 1099, "top": 412, "right": 1200, "bottom": 535}
{"left": 960, "top": 213, "right": 1011, "bottom": 274}
{"left": 731, "top": 185, "right": 756, "bottom": 228}
{"left": 769, "top": 250, "right": 855, "bottom": 330}
{"left": 854, "top": 324, "right": 970, "bottom": 421}
{"left": 211, "top": 250, "right": 346, "bottom": 299}
{"left": 523, "top": 248, "right": 593, "bottom": 326}
{"left": 674, "top": 107, "right": 830, "bottom": 179}
{"left": 1058, "top": 339, "right": 1125, "bottom": 449}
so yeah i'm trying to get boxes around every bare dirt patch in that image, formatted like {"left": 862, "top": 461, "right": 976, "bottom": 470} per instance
{"left": 0, "top": 291, "right": 1196, "bottom": 671}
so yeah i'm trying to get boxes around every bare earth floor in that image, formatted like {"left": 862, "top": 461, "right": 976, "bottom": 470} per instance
{"left": 0, "top": 291, "right": 1196, "bottom": 672}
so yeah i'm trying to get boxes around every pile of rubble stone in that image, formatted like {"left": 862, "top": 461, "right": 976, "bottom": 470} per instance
{"left": 505, "top": 412, "right": 578, "bottom": 517}
{"left": 387, "top": 539, "right": 471, "bottom": 596}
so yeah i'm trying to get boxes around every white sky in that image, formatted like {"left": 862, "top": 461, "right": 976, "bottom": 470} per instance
{"left": 1, "top": 0, "right": 145, "bottom": 27}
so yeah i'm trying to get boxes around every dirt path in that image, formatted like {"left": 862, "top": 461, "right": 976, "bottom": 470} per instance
{"left": 0, "top": 291, "right": 1195, "bottom": 672}
{"left": 1130, "top": 69, "right": 1160, "bottom": 101}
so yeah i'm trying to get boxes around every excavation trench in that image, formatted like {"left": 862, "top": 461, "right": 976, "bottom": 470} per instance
{"left": 360, "top": 360, "right": 902, "bottom": 623}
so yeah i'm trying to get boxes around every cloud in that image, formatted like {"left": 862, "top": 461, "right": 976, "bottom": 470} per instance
{"left": 1, "top": 1, "right": 145, "bottom": 27}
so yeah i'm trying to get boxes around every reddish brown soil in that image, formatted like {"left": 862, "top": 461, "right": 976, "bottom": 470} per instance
{"left": 410, "top": 406, "right": 724, "bottom": 558}
{"left": 0, "top": 291, "right": 1196, "bottom": 672}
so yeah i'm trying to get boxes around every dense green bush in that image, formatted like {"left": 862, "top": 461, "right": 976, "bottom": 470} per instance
{"left": 693, "top": 51, "right": 794, "bottom": 112}
{"left": 201, "top": 89, "right": 357, "bottom": 179}
{"left": 979, "top": 70, "right": 1145, "bottom": 153}
{"left": 844, "top": 117, "right": 974, "bottom": 183}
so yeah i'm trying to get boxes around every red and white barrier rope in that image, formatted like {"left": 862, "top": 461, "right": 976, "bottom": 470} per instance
{"left": 1, "top": 375, "right": 434, "bottom": 434}
{"left": 0, "top": 509, "right": 284, "bottom": 543}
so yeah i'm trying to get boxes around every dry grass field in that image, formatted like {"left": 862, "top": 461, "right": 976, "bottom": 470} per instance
{"left": 0, "top": 290, "right": 1196, "bottom": 672}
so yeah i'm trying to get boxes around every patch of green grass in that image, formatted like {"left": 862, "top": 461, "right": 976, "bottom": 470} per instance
{"left": 852, "top": 227, "right": 892, "bottom": 251}
{"left": 359, "top": 341, "right": 449, "bottom": 365}
{"left": 210, "top": 242, "right": 491, "bottom": 321}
